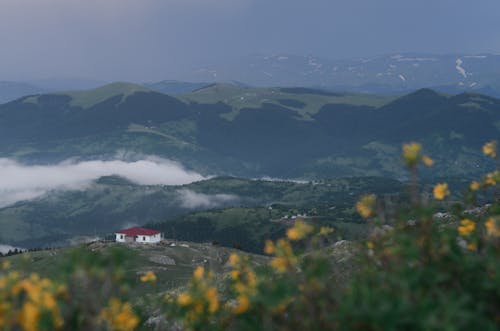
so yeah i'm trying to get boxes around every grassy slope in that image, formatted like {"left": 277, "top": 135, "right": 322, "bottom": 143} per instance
{"left": 3, "top": 241, "right": 266, "bottom": 296}
{"left": 0, "top": 176, "right": 403, "bottom": 250}
{"left": 62, "top": 82, "right": 151, "bottom": 108}
{"left": 181, "top": 83, "right": 394, "bottom": 120}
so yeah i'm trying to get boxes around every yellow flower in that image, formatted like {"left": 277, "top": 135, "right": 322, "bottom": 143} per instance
{"left": 286, "top": 221, "right": 313, "bottom": 241}
{"left": 422, "top": 155, "right": 434, "bottom": 167}
{"left": 356, "top": 194, "right": 376, "bottom": 218}
{"left": 193, "top": 266, "right": 204, "bottom": 281}
{"left": 247, "top": 271, "right": 257, "bottom": 289}
{"left": 433, "top": 183, "right": 450, "bottom": 200}
{"left": 484, "top": 171, "right": 499, "bottom": 186}
{"left": 485, "top": 217, "right": 500, "bottom": 237}
{"left": 177, "top": 293, "right": 192, "bottom": 306}
{"left": 264, "top": 240, "right": 275, "bottom": 255}
{"left": 204, "top": 287, "right": 219, "bottom": 313}
{"left": 466, "top": 242, "right": 477, "bottom": 251}
{"left": 140, "top": 271, "right": 157, "bottom": 283}
{"left": 318, "top": 226, "right": 334, "bottom": 236}
{"left": 100, "top": 299, "right": 139, "bottom": 331}
{"left": 19, "top": 302, "right": 40, "bottom": 331}
{"left": 228, "top": 253, "right": 240, "bottom": 267}
{"left": 230, "top": 270, "right": 240, "bottom": 280}
{"left": 469, "top": 181, "right": 480, "bottom": 191}
{"left": 482, "top": 140, "right": 497, "bottom": 158}
{"left": 458, "top": 219, "right": 475, "bottom": 236}
{"left": 233, "top": 296, "right": 250, "bottom": 314}
{"left": 366, "top": 241, "right": 374, "bottom": 250}
{"left": 286, "top": 228, "right": 301, "bottom": 241}
{"left": 402, "top": 142, "right": 422, "bottom": 166}
{"left": 270, "top": 257, "right": 288, "bottom": 273}
{"left": 1, "top": 260, "right": 10, "bottom": 270}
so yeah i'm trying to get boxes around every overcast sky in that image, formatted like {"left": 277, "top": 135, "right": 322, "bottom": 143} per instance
{"left": 0, "top": 0, "right": 499, "bottom": 82}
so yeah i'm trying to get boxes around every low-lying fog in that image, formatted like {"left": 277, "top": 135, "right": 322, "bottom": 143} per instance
{"left": 0, "top": 157, "right": 206, "bottom": 207}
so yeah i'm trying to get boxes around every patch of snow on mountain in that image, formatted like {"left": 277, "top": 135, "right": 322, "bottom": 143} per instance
{"left": 456, "top": 58, "right": 467, "bottom": 78}
{"left": 397, "top": 57, "right": 437, "bottom": 62}
{"left": 262, "top": 71, "right": 273, "bottom": 78}
{"left": 464, "top": 55, "right": 487, "bottom": 59}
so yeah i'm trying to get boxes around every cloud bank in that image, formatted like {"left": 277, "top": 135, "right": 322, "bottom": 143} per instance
{"left": 177, "top": 189, "right": 238, "bottom": 209}
{"left": 0, "top": 158, "right": 205, "bottom": 207}
{"left": 0, "top": 244, "right": 22, "bottom": 255}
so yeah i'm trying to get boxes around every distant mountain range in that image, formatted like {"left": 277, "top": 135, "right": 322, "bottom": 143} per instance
{"left": 190, "top": 53, "right": 500, "bottom": 97}
{"left": 0, "top": 82, "right": 498, "bottom": 179}
{"left": 2, "top": 53, "right": 500, "bottom": 105}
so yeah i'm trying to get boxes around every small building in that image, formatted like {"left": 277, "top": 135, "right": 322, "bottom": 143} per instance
{"left": 115, "top": 227, "right": 162, "bottom": 244}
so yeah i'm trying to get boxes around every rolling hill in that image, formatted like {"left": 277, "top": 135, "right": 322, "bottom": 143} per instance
{"left": 0, "top": 82, "right": 497, "bottom": 179}
{"left": 0, "top": 175, "right": 403, "bottom": 251}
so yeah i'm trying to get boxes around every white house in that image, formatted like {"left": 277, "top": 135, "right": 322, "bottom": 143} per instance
{"left": 115, "top": 227, "right": 162, "bottom": 244}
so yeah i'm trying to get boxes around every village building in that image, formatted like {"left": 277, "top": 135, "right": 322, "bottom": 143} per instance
{"left": 115, "top": 227, "right": 162, "bottom": 244}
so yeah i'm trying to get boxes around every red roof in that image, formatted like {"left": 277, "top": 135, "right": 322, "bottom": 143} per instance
{"left": 116, "top": 227, "right": 161, "bottom": 236}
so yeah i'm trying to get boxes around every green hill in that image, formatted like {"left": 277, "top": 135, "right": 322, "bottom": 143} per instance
{"left": 0, "top": 84, "right": 498, "bottom": 179}
{"left": 0, "top": 176, "right": 402, "bottom": 250}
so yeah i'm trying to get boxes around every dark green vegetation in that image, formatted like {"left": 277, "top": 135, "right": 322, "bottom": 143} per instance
{"left": 1, "top": 82, "right": 499, "bottom": 179}
{"left": 4, "top": 241, "right": 258, "bottom": 295}
{"left": 0, "top": 176, "right": 402, "bottom": 252}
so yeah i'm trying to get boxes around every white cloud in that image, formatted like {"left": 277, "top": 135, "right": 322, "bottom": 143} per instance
{"left": 177, "top": 189, "right": 238, "bottom": 209}
{"left": 0, "top": 157, "right": 206, "bottom": 207}
{"left": 0, "top": 244, "right": 22, "bottom": 255}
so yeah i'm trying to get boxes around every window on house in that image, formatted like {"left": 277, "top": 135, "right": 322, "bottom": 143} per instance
{"left": 120, "top": 235, "right": 123, "bottom": 239}
{"left": 143, "top": 236, "right": 146, "bottom": 241}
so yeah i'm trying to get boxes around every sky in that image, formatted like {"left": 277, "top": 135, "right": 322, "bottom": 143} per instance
{"left": 0, "top": 0, "right": 499, "bottom": 82}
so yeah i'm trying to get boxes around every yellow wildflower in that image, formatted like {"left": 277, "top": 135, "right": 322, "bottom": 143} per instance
{"left": 469, "top": 181, "right": 480, "bottom": 191}
{"left": 247, "top": 271, "right": 257, "bottom": 289}
{"left": 318, "top": 226, "right": 334, "bottom": 236}
{"left": 482, "top": 140, "right": 497, "bottom": 158}
{"left": 270, "top": 257, "right": 288, "bottom": 273}
{"left": 433, "top": 183, "right": 450, "bottom": 200}
{"left": 228, "top": 253, "right": 240, "bottom": 267}
{"left": 19, "top": 302, "right": 40, "bottom": 331}
{"left": 466, "top": 242, "right": 477, "bottom": 251}
{"left": 1, "top": 260, "right": 10, "bottom": 270}
{"left": 356, "top": 194, "right": 376, "bottom": 218}
{"left": 177, "top": 293, "right": 192, "bottom": 306}
{"left": 485, "top": 217, "right": 500, "bottom": 237}
{"left": 264, "top": 240, "right": 275, "bottom": 255}
{"left": 458, "top": 219, "right": 475, "bottom": 236}
{"left": 204, "top": 287, "right": 219, "bottom": 313}
{"left": 100, "top": 299, "right": 139, "bottom": 331}
{"left": 366, "top": 241, "right": 374, "bottom": 250}
{"left": 193, "top": 266, "right": 204, "bottom": 281}
{"left": 140, "top": 271, "right": 157, "bottom": 283}
{"left": 233, "top": 296, "right": 250, "bottom": 314}
{"left": 402, "top": 142, "right": 422, "bottom": 166}
{"left": 230, "top": 270, "right": 240, "bottom": 280}
{"left": 484, "top": 171, "right": 499, "bottom": 186}
{"left": 422, "top": 155, "right": 434, "bottom": 167}
{"left": 286, "top": 220, "right": 313, "bottom": 241}
{"left": 286, "top": 228, "right": 301, "bottom": 241}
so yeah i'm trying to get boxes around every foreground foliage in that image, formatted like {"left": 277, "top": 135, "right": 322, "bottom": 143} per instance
{"left": 1, "top": 141, "right": 499, "bottom": 330}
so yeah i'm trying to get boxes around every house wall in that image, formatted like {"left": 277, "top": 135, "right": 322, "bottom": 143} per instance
{"left": 135, "top": 233, "right": 162, "bottom": 243}
{"left": 116, "top": 232, "right": 162, "bottom": 243}
{"left": 115, "top": 233, "right": 126, "bottom": 242}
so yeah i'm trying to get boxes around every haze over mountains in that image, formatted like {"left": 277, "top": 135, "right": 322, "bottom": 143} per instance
{"left": 191, "top": 53, "right": 500, "bottom": 97}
